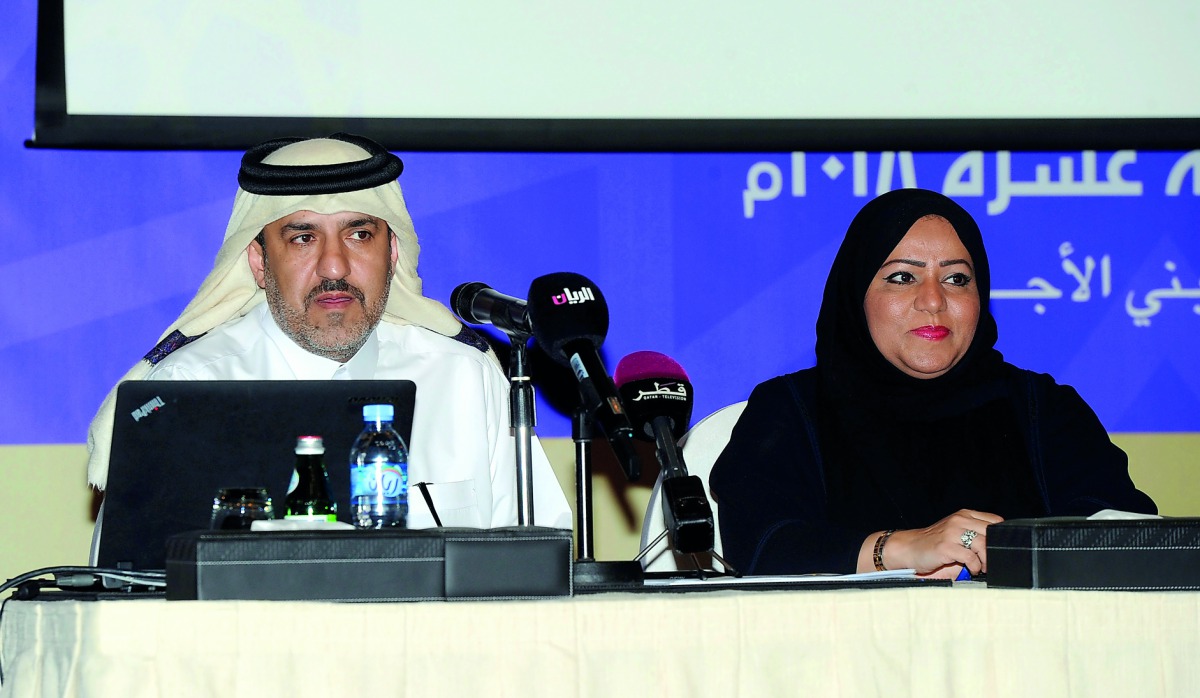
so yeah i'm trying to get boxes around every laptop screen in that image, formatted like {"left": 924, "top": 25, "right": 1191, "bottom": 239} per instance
{"left": 98, "top": 379, "right": 416, "bottom": 571}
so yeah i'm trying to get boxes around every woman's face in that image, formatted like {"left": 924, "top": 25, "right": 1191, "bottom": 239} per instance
{"left": 863, "top": 215, "right": 980, "bottom": 379}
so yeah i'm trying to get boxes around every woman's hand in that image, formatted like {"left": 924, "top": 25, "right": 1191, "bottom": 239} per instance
{"left": 859, "top": 509, "right": 1004, "bottom": 576}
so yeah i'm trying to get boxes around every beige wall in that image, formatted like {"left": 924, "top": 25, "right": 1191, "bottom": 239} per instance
{"left": 1, "top": 435, "right": 1196, "bottom": 588}
{"left": 1, "top": 445, "right": 98, "bottom": 586}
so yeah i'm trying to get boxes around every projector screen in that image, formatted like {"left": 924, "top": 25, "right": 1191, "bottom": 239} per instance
{"left": 32, "top": 0, "right": 1200, "bottom": 150}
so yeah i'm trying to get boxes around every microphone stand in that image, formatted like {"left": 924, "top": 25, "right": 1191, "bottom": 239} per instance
{"left": 573, "top": 407, "right": 595, "bottom": 558}
{"left": 508, "top": 333, "right": 536, "bottom": 526}
{"left": 571, "top": 406, "right": 645, "bottom": 590}
{"left": 635, "top": 509, "right": 740, "bottom": 580}
{"left": 633, "top": 422, "right": 739, "bottom": 579}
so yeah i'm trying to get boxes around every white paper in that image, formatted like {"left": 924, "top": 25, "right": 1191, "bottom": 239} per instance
{"left": 250, "top": 519, "right": 356, "bottom": 532}
{"left": 1087, "top": 509, "right": 1162, "bottom": 521}
{"left": 643, "top": 568, "right": 918, "bottom": 587}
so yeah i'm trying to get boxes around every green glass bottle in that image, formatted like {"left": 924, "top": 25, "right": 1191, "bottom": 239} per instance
{"left": 284, "top": 435, "right": 338, "bottom": 522}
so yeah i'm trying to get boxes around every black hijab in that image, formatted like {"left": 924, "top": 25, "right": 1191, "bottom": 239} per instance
{"left": 813, "top": 189, "right": 1045, "bottom": 529}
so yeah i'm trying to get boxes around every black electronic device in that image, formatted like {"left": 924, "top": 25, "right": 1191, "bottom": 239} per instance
{"left": 98, "top": 379, "right": 416, "bottom": 571}
{"left": 615, "top": 351, "right": 714, "bottom": 556}
{"left": 526, "top": 272, "right": 640, "bottom": 481}
{"left": 450, "top": 281, "right": 532, "bottom": 336}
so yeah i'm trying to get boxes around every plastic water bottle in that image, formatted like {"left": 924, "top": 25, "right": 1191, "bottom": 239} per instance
{"left": 349, "top": 404, "right": 409, "bottom": 528}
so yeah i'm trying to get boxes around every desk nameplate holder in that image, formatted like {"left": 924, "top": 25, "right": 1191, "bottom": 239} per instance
{"left": 988, "top": 516, "right": 1200, "bottom": 590}
{"left": 165, "top": 527, "right": 573, "bottom": 601}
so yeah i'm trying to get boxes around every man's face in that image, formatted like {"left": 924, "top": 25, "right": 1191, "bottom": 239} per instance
{"left": 248, "top": 210, "right": 396, "bottom": 362}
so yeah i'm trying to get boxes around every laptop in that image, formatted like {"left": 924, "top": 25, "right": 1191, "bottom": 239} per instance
{"left": 97, "top": 379, "right": 417, "bottom": 571}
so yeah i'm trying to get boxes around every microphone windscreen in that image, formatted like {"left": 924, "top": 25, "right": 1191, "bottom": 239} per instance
{"left": 450, "top": 281, "right": 489, "bottom": 322}
{"left": 527, "top": 272, "right": 608, "bottom": 365}
{"left": 614, "top": 351, "right": 689, "bottom": 385}
{"left": 614, "top": 351, "right": 694, "bottom": 442}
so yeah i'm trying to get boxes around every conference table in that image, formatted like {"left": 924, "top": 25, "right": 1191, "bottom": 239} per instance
{"left": 2, "top": 583, "right": 1198, "bottom": 697}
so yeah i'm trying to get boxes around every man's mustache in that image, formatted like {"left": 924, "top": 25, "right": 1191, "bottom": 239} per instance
{"left": 304, "top": 279, "right": 366, "bottom": 307}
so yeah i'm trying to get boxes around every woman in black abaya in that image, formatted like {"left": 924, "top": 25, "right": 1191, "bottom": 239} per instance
{"left": 709, "top": 188, "right": 1156, "bottom": 578}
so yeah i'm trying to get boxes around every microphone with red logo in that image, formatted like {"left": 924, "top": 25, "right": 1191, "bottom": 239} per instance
{"left": 615, "top": 351, "right": 714, "bottom": 555}
{"left": 527, "top": 272, "right": 641, "bottom": 482}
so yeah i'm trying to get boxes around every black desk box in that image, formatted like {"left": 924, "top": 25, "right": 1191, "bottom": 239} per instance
{"left": 987, "top": 516, "right": 1200, "bottom": 591}
{"left": 165, "top": 527, "right": 573, "bottom": 601}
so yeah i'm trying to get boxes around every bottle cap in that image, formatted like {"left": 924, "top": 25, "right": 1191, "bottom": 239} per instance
{"left": 362, "top": 403, "right": 394, "bottom": 422}
{"left": 295, "top": 435, "right": 325, "bottom": 454}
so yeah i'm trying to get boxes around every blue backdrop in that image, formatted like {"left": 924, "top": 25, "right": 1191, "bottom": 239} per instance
{"left": 3, "top": 2, "right": 1199, "bottom": 445}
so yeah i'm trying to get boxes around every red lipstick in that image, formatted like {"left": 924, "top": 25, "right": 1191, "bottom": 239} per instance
{"left": 912, "top": 325, "right": 949, "bottom": 340}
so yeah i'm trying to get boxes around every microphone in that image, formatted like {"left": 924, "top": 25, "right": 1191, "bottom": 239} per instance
{"left": 614, "top": 351, "right": 693, "bottom": 460}
{"left": 450, "top": 282, "right": 532, "bottom": 336}
{"left": 526, "top": 272, "right": 641, "bottom": 481}
{"left": 452, "top": 280, "right": 538, "bottom": 524}
{"left": 614, "top": 351, "right": 714, "bottom": 555}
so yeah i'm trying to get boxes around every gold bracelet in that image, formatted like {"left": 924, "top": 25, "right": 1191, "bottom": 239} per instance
{"left": 873, "top": 529, "right": 897, "bottom": 572}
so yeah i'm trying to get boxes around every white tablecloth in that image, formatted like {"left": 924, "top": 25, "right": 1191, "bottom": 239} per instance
{"left": 2, "top": 585, "right": 1198, "bottom": 697}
